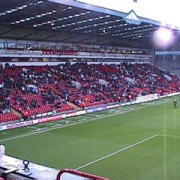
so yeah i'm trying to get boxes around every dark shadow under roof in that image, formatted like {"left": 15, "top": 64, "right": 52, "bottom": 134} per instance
{"left": 0, "top": 0, "right": 179, "bottom": 50}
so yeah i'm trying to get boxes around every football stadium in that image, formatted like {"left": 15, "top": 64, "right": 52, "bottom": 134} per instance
{"left": 0, "top": 0, "right": 180, "bottom": 179}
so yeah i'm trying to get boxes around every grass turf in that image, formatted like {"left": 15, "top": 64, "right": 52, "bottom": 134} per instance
{"left": 0, "top": 97, "right": 180, "bottom": 179}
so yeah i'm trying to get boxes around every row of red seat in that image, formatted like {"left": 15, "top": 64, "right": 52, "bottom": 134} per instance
{"left": 0, "top": 112, "right": 19, "bottom": 123}
{"left": 1, "top": 63, "right": 180, "bottom": 124}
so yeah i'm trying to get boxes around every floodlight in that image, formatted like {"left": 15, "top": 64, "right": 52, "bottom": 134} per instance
{"left": 151, "top": 27, "right": 175, "bottom": 50}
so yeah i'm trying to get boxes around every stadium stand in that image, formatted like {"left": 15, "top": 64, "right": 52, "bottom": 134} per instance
{"left": 0, "top": 62, "right": 180, "bottom": 124}
{"left": 0, "top": 1, "right": 180, "bottom": 179}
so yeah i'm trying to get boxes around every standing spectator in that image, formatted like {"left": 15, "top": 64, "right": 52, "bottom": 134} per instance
{"left": 173, "top": 99, "right": 177, "bottom": 108}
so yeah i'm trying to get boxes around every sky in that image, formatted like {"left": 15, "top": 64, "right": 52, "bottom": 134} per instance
{"left": 76, "top": 0, "right": 180, "bottom": 28}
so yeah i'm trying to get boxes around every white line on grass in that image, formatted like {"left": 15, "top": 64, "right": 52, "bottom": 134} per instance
{"left": 0, "top": 99, "right": 169, "bottom": 143}
{"left": 0, "top": 106, "right": 146, "bottom": 143}
{"left": 159, "top": 134, "right": 180, "bottom": 139}
{"left": 158, "top": 133, "right": 180, "bottom": 176}
{"left": 26, "top": 126, "right": 37, "bottom": 129}
{"left": 75, "top": 134, "right": 159, "bottom": 171}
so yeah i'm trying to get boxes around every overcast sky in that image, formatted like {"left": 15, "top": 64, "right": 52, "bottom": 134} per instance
{"left": 77, "top": 0, "right": 180, "bottom": 27}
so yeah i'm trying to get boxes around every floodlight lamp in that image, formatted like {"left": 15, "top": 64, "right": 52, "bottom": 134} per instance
{"left": 151, "top": 27, "right": 175, "bottom": 50}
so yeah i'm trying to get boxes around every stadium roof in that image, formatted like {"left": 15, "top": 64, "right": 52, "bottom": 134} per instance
{"left": 0, "top": 0, "right": 179, "bottom": 50}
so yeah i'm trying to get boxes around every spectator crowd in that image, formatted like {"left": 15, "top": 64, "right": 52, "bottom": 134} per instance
{"left": 0, "top": 62, "right": 180, "bottom": 124}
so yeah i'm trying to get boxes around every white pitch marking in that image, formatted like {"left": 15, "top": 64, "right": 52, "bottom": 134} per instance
{"left": 0, "top": 98, "right": 170, "bottom": 143}
{"left": 75, "top": 134, "right": 159, "bottom": 171}
{"left": 159, "top": 134, "right": 180, "bottom": 139}
{"left": 0, "top": 106, "right": 146, "bottom": 143}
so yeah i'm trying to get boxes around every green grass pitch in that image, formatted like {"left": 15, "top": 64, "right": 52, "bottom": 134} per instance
{"left": 0, "top": 97, "right": 180, "bottom": 179}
